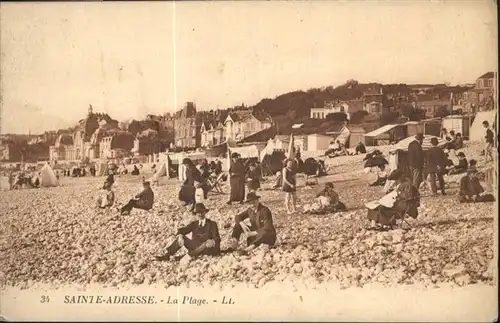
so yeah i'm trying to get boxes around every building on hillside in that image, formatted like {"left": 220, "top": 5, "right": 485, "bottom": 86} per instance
{"left": 132, "top": 129, "right": 162, "bottom": 156}
{"left": 0, "top": 139, "right": 22, "bottom": 162}
{"left": 363, "top": 87, "right": 385, "bottom": 114}
{"left": 418, "top": 98, "right": 452, "bottom": 118}
{"left": 311, "top": 100, "right": 364, "bottom": 119}
{"left": 224, "top": 109, "right": 273, "bottom": 142}
{"left": 472, "top": 72, "right": 496, "bottom": 111}
{"left": 200, "top": 120, "right": 226, "bottom": 148}
{"left": 99, "top": 131, "right": 135, "bottom": 159}
{"left": 48, "top": 105, "right": 120, "bottom": 162}
{"left": 174, "top": 102, "right": 201, "bottom": 148}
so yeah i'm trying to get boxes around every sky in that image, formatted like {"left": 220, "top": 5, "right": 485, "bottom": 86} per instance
{"left": 0, "top": 1, "right": 497, "bottom": 134}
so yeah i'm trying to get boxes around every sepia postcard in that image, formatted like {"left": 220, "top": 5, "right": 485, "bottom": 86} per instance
{"left": 0, "top": 0, "right": 498, "bottom": 321}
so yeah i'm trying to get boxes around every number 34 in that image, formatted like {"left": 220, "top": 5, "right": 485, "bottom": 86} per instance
{"left": 40, "top": 295, "right": 50, "bottom": 303}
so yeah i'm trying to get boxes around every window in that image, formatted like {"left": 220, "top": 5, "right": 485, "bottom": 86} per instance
{"left": 477, "top": 80, "right": 483, "bottom": 88}
{"left": 488, "top": 79, "right": 493, "bottom": 87}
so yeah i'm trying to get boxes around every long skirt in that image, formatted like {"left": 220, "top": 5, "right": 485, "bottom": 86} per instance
{"left": 230, "top": 177, "right": 245, "bottom": 202}
{"left": 179, "top": 185, "right": 195, "bottom": 204}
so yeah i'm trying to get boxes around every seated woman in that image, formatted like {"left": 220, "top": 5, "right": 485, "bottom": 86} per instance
{"left": 366, "top": 164, "right": 388, "bottom": 187}
{"left": 304, "top": 182, "right": 346, "bottom": 214}
{"left": 447, "top": 152, "right": 468, "bottom": 175}
{"left": 365, "top": 170, "right": 420, "bottom": 231}
{"left": 453, "top": 133, "right": 464, "bottom": 150}
{"left": 131, "top": 165, "right": 140, "bottom": 175}
{"left": 458, "top": 167, "right": 495, "bottom": 203}
{"left": 96, "top": 182, "right": 115, "bottom": 209}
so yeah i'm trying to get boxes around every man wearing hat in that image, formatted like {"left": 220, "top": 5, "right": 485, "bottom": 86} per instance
{"left": 426, "top": 137, "right": 447, "bottom": 196}
{"left": 155, "top": 203, "right": 220, "bottom": 261}
{"left": 458, "top": 165, "right": 494, "bottom": 203}
{"left": 120, "top": 181, "right": 154, "bottom": 215}
{"left": 227, "top": 192, "right": 277, "bottom": 253}
{"left": 407, "top": 133, "right": 424, "bottom": 190}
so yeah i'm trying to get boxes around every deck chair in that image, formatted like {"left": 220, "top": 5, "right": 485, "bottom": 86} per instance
{"left": 207, "top": 173, "right": 225, "bottom": 195}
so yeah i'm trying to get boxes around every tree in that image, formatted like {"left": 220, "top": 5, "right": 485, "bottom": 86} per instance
{"left": 434, "top": 106, "right": 450, "bottom": 118}
{"left": 379, "top": 112, "right": 399, "bottom": 126}
{"left": 350, "top": 110, "right": 369, "bottom": 124}
{"left": 325, "top": 112, "right": 348, "bottom": 122}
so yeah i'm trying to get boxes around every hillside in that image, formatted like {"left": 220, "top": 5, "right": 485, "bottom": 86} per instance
{"left": 248, "top": 80, "right": 472, "bottom": 135}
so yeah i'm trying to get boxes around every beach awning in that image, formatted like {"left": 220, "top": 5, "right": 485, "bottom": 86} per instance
{"left": 391, "top": 135, "right": 447, "bottom": 151}
{"left": 364, "top": 124, "right": 400, "bottom": 137}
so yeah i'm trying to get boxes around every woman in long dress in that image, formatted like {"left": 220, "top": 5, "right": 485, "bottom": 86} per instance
{"left": 228, "top": 153, "right": 246, "bottom": 205}
{"left": 179, "top": 158, "right": 202, "bottom": 211}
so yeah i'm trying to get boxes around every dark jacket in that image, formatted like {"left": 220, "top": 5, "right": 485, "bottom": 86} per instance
{"left": 177, "top": 218, "right": 221, "bottom": 254}
{"left": 135, "top": 187, "right": 154, "bottom": 209}
{"left": 408, "top": 140, "right": 424, "bottom": 168}
{"left": 236, "top": 203, "right": 277, "bottom": 245}
{"left": 485, "top": 128, "right": 494, "bottom": 144}
{"left": 426, "top": 146, "right": 447, "bottom": 172}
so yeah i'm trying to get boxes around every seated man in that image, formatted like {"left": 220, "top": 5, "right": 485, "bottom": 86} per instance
{"left": 155, "top": 203, "right": 220, "bottom": 262}
{"left": 458, "top": 167, "right": 495, "bottom": 203}
{"left": 355, "top": 142, "right": 367, "bottom": 155}
{"left": 228, "top": 192, "right": 277, "bottom": 253}
{"left": 365, "top": 171, "right": 420, "bottom": 231}
{"left": 448, "top": 152, "right": 468, "bottom": 175}
{"left": 96, "top": 182, "right": 115, "bottom": 209}
{"left": 120, "top": 181, "right": 154, "bottom": 215}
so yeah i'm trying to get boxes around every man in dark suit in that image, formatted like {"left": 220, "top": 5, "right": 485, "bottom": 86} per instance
{"left": 120, "top": 181, "right": 154, "bottom": 215}
{"left": 426, "top": 137, "right": 446, "bottom": 196}
{"left": 408, "top": 133, "right": 424, "bottom": 190}
{"left": 227, "top": 192, "right": 277, "bottom": 253}
{"left": 155, "top": 203, "right": 220, "bottom": 261}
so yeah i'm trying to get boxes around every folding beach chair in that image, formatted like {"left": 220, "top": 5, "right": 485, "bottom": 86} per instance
{"left": 207, "top": 173, "right": 226, "bottom": 195}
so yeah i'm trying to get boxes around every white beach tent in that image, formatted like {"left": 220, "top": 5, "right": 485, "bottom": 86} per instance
{"left": 39, "top": 163, "right": 59, "bottom": 187}
{"left": 469, "top": 110, "right": 497, "bottom": 142}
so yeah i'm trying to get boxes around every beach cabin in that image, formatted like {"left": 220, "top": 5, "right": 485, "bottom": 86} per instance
{"left": 364, "top": 124, "right": 407, "bottom": 146}
{"left": 441, "top": 115, "right": 473, "bottom": 139}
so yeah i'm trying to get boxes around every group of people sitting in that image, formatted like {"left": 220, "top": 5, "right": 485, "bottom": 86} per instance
{"left": 441, "top": 128, "right": 464, "bottom": 150}
{"left": 364, "top": 131, "right": 495, "bottom": 231}
{"left": 154, "top": 192, "right": 277, "bottom": 264}
{"left": 96, "top": 172, "right": 155, "bottom": 216}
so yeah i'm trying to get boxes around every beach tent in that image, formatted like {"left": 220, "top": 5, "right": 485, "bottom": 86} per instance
{"left": 335, "top": 126, "right": 351, "bottom": 147}
{"left": 469, "top": 110, "right": 497, "bottom": 142}
{"left": 39, "top": 163, "right": 59, "bottom": 187}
